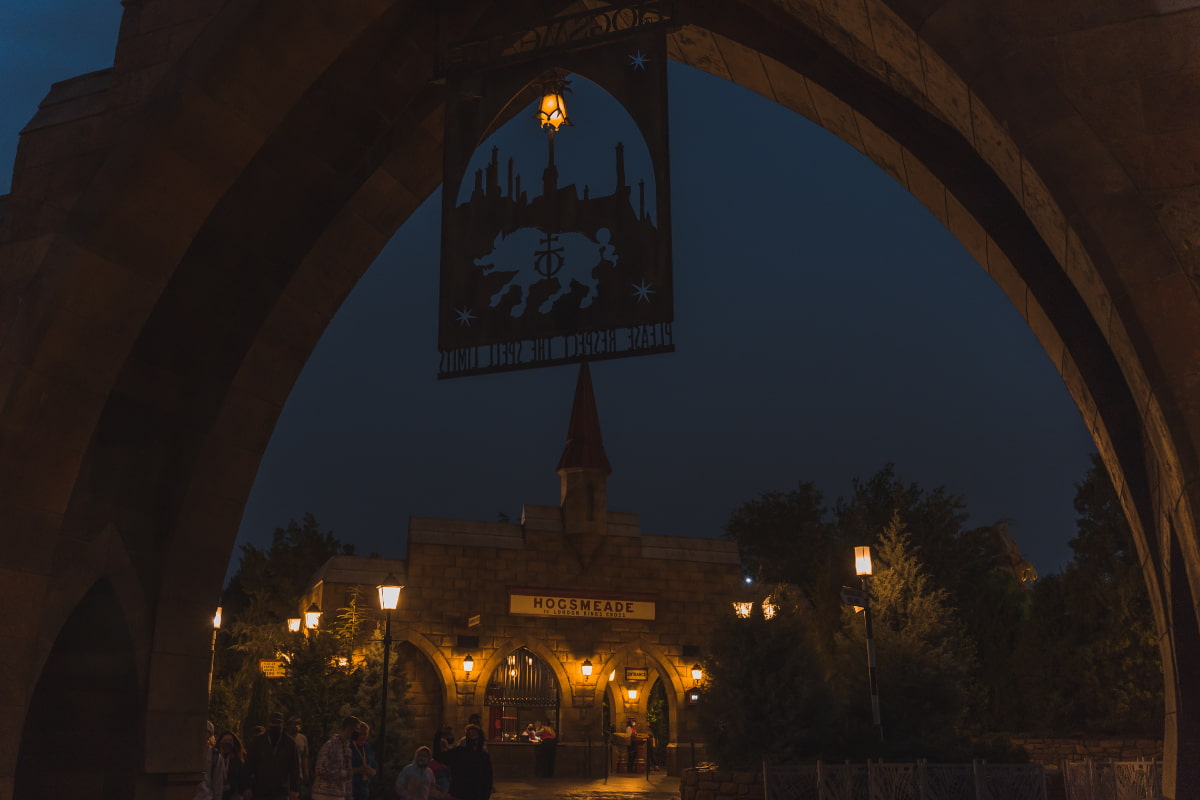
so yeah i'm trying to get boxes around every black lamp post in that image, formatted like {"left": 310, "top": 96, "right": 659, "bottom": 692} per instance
{"left": 377, "top": 574, "right": 403, "bottom": 762}
{"left": 855, "top": 546, "right": 883, "bottom": 741}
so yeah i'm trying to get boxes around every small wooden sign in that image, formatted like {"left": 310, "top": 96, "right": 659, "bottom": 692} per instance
{"left": 625, "top": 667, "right": 648, "bottom": 682}
{"left": 259, "top": 659, "right": 287, "bottom": 679}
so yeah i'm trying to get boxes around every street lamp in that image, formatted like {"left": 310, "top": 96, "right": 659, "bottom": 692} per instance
{"left": 304, "top": 603, "right": 322, "bottom": 630}
{"left": 690, "top": 664, "right": 703, "bottom": 685}
{"left": 208, "top": 607, "right": 222, "bottom": 696}
{"left": 377, "top": 573, "right": 403, "bottom": 764}
{"left": 855, "top": 546, "right": 883, "bottom": 741}
{"left": 287, "top": 618, "right": 302, "bottom": 633}
{"left": 463, "top": 655, "right": 475, "bottom": 677}
{"left": 626, "top": 687, "right": 638, "bottom": 701}
{"left": 581, "top": 659, "right": 593, "bottom": 679}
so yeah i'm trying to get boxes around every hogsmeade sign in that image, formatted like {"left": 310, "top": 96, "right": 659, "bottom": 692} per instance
{"left": 509, "top": 588, "right": 658, "bottom": 620}
{"left": 438, "top": 2, "right": 676, "bottom": 378}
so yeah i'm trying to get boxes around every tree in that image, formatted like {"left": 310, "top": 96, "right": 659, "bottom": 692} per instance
{"left": 1013, "top": 454, "right": 1162, "bottom": 734}
{"left": 698, "top": 591, "right": 845, "bottom": 768}
{"left": 724, "top": 483, "right": 848, "bottom": 651}
{"left": 212, "top": 514, "right": 350, "bottom": 734}
{"left": 838, "top": 517, "right": 980, "bottom": 759}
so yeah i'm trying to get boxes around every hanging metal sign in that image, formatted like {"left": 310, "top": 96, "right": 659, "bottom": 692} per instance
{"left": 438, "top": 1, "right": 676, "bottom": 379}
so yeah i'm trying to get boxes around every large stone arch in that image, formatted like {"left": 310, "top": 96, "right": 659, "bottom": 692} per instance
{"left": 3, "top": 1, "right": 1200, "bottom": 797}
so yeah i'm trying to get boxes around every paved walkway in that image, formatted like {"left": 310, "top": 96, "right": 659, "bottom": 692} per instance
{"left": 491, "top": 772, "right": 679, "bottom": 800}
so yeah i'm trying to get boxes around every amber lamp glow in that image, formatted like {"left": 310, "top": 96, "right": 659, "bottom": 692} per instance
{"left": 536, "top": 89, "right": 570, "bottom": 131}
{"left": 464, "top": 655, "right": 475, "bottom": 676}
{"left": 627, "top": 687, "right": 638, "bottom": 701}
{"left": 855, "top": 546, "right": 873, "bottom": 576}
{"left": 581, "top": 659, "right": 593, "bottom": 678}
{"left": 304, "top": 603, "right": 322, "bottom": 630}
{"left": 287, "top": 618, "right": 302, "bottom": 633}
{"left": 212, "top": 607, "right": 222, "bottom": 629}
{"left": 691, "top": 664, "right": 703, "bottom": 683}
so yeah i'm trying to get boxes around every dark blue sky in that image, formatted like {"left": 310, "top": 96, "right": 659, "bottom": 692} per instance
{"left": 3, "top": 3, "right": 1096, "bottom": 579}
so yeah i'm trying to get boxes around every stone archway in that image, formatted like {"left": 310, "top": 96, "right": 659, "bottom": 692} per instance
{"left": 3, "top": 2, "right": 1200, "bottom": 797}
{"left": 15, "top": 580, "right": 140, "bottom": 800}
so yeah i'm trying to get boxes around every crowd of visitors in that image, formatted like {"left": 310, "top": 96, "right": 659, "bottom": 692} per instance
{"left": 193, "top": 715, "right": 499, "bottom": 800}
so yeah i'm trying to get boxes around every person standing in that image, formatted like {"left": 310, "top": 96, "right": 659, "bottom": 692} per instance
{"left": 285, "top": 717, "right": 310, "bottom": 786}
{"left": 446, "top": 725, "right": 492, "bottom": 800}
{"left": 349, "top": 722, "right": 378, "bottom": 800}
{"left": 624, "top": 720, "right": 638, "bottom": 773}
{"left": 215, "top": 731, "right": 250, "bottom": 800}
{"left": 311, "top": 716, "right": 362, "bottom": 800}
{"left": 243, "top": 712, "right": 301, "bottom": 800}
{"left": 395, "top": 746, "right": 435, "bottom": 800}
{"left": 533, "top": 721, "right": 556, "bottom": 778}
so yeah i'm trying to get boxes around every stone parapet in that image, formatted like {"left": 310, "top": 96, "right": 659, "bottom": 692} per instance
{"left": 680, "top": 766, "right": 764, "bottom": 800}
{"left": 1012, "top": 737, "right": 1163, "bottom": 764}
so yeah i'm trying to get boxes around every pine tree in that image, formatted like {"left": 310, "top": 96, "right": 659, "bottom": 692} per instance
{"left": 840, "top": 515, "right": 980, "bottom": 758}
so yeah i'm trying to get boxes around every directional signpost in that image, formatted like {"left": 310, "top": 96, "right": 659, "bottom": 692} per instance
{"left": 840, "top": 586, "right": 869, "bottom": 608}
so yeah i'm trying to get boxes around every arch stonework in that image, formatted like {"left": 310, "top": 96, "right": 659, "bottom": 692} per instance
{"left": 2, "top": 1, "right": 1200, "bottom": 797}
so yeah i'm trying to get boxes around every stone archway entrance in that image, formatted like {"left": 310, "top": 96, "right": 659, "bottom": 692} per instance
{"left": 3, "top": 2, "right": 1200, "bottom": 797}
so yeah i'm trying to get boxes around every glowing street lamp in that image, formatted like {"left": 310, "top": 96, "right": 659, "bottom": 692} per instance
{"left": 581, "top": 659, "right": 593, "bottom": 679}
{"left": 626, "top": 687, "right": 638, "bottom": 702}
{"left": 854, "top": 546, "right": 882, "bottom": 741}
{"left": 208, "top": 606, "right": 222, "bottom": 695}
{"left": 690, "top": 664, "right": 703, "bottom": 685}
{"left": 855, "top": 546, "right": 873, "bottom": 576}
{"left": 463, "top": 655, "right": 475, "bottom": 677}
{"left": 304, "top": 603, "right": 322, "bottom": 630}
{"left": 287, "top": 618, "right": 302, "bottom": 633}
{"left": 376, "top": 573, "right": 403, "bottom": 767}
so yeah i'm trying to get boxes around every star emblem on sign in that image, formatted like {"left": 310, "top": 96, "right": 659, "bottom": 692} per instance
{"left": 628, "top": 50, "right": 650, "bottom": 70}
{"left": 631, "top": 281, "right": 655, "bottom": 303}
{"left": 455, "top": 307, "right": 477, "bottom": 326}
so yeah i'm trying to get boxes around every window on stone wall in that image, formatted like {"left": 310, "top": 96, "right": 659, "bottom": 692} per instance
{"left": 485, "top": 647, "right": 560, "bottom": 740}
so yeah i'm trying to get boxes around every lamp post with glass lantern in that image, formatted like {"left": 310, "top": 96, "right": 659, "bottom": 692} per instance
{"left": 304, "top": 603, "right": 322, "bottom": 631}
{"left": 855, "top": 546, "right": 883, "bottom": 741}
{"left": 208, "top": 607, "right": 222, "bottom": 696}
{"left": 377, "top": 574, "right": 403, "bottom": 765}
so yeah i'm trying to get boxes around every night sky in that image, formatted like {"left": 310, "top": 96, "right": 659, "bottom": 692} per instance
{"left": 2, "top": 3, "right": 1096, "bottom": 581}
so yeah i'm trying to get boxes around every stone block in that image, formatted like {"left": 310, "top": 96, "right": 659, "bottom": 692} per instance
{"left": 867, "top": 0, "right": 923, "bottom": 92}
{"left": 762, "top": 55, "right": 820, "bottom": 123}
{"left": 672, "top": 26, "right": 733, "bottom": 81}
{"left": 714, "top": 35, "right": 773, "bottom": 101}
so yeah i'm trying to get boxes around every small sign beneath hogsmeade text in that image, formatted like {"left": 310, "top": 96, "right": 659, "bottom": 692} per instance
{"left": 438, "top": 2, "right": 676, "bottom": 378}
{"left": 509, "top": 588, "right": 657, "bottom": 620}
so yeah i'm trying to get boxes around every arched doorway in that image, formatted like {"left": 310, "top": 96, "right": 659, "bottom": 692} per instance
{"left": 395, "top": 641, "right": 444, "bottom": 753}
{"left": 15, "top": 581, "right": 140, "bottom": 800}
{"left": 484, "top": 647, "right": 561, "bottom": 742}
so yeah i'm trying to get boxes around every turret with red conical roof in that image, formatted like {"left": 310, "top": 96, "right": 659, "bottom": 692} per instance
{"left": 557, "top": 362, "right": 611, "bottom": 536}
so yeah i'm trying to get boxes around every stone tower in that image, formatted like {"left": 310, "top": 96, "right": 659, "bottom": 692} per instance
{"left": 556, "top": 362, "right": 612, "bottom": 540}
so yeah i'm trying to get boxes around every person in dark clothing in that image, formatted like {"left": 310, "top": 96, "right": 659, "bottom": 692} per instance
{"left": 243, "top": 711, "right": 301, "bottom": 800}
{"left": 446, "top": 724, "right": 492, "bottom": 800}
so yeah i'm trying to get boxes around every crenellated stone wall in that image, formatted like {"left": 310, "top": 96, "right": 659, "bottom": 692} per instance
{"left": 1012, "top": 737, "right": 1163, "bottom": 765}
{"left": 680, "top": 765, "right": 765, "bottom": 800}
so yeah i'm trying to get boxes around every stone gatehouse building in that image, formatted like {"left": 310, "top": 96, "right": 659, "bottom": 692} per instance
{"left": 300, "top": 365, "right": 743, "bottom": 776}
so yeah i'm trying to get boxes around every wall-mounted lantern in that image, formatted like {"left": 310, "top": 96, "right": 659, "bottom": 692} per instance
{"left": 463, "top": 654, "right": 475, "bottom": 677}
{"left": 581, "top": 659, "right": 593, "bottom": 678}
{"left": 287, "top": 618, "right": 302, "bottom": 633}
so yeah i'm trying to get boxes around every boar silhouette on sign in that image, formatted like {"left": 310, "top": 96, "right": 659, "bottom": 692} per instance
{"left": 476, "top": 227, "right": 618, "bottom": 317}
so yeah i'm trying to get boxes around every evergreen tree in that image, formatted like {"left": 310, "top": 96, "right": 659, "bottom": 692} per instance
{"left": 699, "top": 589, "right": 844, "bottom": 767}
{"left": 1014, "top": 454, "right": 1162, "bottom": 734}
